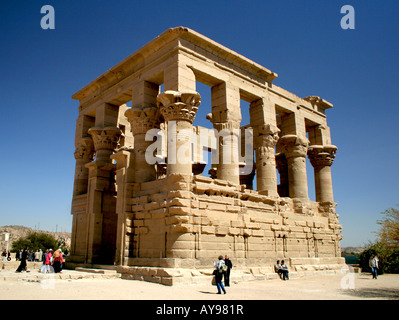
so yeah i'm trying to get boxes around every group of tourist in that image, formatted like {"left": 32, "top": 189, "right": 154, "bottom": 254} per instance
{"left": 15, "top": 248, "right": 64, "bottom": 274}
{"left": 212, "top": 255, "right": 292, "bottom": 294}
{"left": 274, "top": 260, "right": 290, "bottom": 280}
{"left": 38, "top": 248, "right": 64, "bottom": 273}
{"left": 212, "top": 254, "right": 380, "bottom": 292}
{"left": 16, "top": 249, "right": 44, "bottom": 262}
{"left": 1, "top": 249, "right": 11, "bottom": 261}
{"left": 3, "top": 249, "right": 45, "bottom": 262}
{"left": 213, "top": 255, "right": 233, "bottom": 294}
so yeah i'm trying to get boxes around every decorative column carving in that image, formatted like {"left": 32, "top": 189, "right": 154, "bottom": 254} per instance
{"left": 308, "top": 145, "right": 337, "bottom": 202}
{"left": 83, "top": 126, "right": 121, "bottom": 264}
{"left": 88, "top": 126, "right": 122, "bottom": 163}
{"left": 125, "top": 106, "right": 162, "bottom": 183}
{"left": 255, "top": 124, "right": 280, "bottom": 196}
{"left": 157, "top": 90, "right": 201, "bottom": 176}
{"left": 73, "top": 137, "right": 95, "bottom": 195}
{"left": 279, "top": 134, "right": 309, "bottom": 199}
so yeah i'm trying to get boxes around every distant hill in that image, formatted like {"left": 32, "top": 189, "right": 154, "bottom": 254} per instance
{"left": 0, "top": 225, "right": 71, "bottom": 251}
{"left": 341, "top": 246, "right": 365, "bottom": 255}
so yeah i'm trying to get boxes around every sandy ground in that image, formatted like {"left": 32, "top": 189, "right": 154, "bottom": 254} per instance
{"left": 0, "top": 271, "right": 398, "bottom": 301}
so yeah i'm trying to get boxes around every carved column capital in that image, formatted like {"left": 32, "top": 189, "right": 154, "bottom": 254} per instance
{"left": 256, "top": 123, "right": 280, "bottom": 154}
{"left": 308, "top": 145, "right": 337, "bottom": 167}
{"left": 157, "top": 90, "right": 201, "bottom": 123}
{"left": 125, "top": 106, "right": 162, "bottom": 136}
{"left": 212, "top": 120, "right": 241, "bottom": 131}
{"left": 74, "top": 137, "right": 95, "bottom": 160}
{"left": 88, "top": 126, "right": 122, "bottom": 152}
{"left": 279, "top": 134, "right": 309, "bottom": 158}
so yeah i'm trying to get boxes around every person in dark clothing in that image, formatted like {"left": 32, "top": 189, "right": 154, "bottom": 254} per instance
{"left": 52, "top": 249, "right": 63, "bottom": 273}
{"left": 16, "top": 249, "right": 30, "bottom": 273}
{"left": 224, "top": 255, "right": 233, "bottom": 286}
{"left": 280, "top": 260, "right": 289, "bottom": 280}
{"left": 274, "top": 260, "right": 283, "bottom": 279}
{"left": 213, "top": 256, "right": 227, "bottom": 294}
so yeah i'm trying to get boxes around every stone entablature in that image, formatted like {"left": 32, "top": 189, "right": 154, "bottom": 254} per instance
{"left": 69, "top": 27, "right": 344, "bottom": 280}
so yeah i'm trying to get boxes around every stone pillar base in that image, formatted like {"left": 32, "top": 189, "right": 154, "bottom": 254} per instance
{"left": 115, "top": 256, "right": 346, "bottom": 286}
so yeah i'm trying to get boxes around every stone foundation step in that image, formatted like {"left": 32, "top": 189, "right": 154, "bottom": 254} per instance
{"left": 0, "top": 268, "right": 121, "bottom": 282}
{"left": 116, "top": 265, "right": 346, "bottom": 286}
{"left": 75, "top": 267, "right": 118, "bottom": 274}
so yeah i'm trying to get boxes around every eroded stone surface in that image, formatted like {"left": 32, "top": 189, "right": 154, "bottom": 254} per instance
{"left": 69, "top": 27, "right": 343, "bottom": 282}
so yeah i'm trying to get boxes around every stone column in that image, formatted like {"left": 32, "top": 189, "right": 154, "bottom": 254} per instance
{"left": 255, "top": 124, "right": 280, "bottom": 197}
{"left": 279, "top": 134, "right": 309, "bottom": 199}
{"left": 125, "top": 107, "right": 162, "bottom": 183}
{"left": 308, "top": 145, "right": 337, "bottom": 202}
{"left": 84, "top": 126, "right": 121, "bottom": 264}
{"left": 275, "top": 153, "right": 289, "bottom": 197}
{"left": 110, "top": 150, "right": 131, "bottom": 266}
{"left": 210, "top": 81, "right": 241, "bottom": 185}
{"left": 73, "top": 137, "right": 95, "bottom": 195}
{"left": 213, "top": 120, "right": 241, "bottom": 185}
{"left": 157, "top": 90, "right": 201, "bottom": 177}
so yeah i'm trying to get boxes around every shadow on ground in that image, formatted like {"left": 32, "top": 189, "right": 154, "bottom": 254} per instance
{"left": 199, "top": 291, "right": 218, "bottom": 295}
{"left": 340, "top": 288, "right": 399, "bottom": 299}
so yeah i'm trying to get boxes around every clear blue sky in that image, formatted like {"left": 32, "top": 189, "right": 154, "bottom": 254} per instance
{"left": 0, "top": 1, "right": 398, "bottom": 246}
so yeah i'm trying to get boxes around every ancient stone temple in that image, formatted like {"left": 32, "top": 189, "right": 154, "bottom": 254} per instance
{"left": 69, "top": 27, "right": 344, "bottom": 284}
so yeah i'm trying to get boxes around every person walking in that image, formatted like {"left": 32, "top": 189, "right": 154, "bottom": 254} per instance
{"left": 52, "top": 249, "right": 63, "bottom": 273}
{"left": 213, "top": 255, "right": 227, "bottom": 294}
{"left": 44, "top": 249, "right": 53, "bottom": 273}
{"left": 28, "top": 250, "right": 34, "bottom": 262}
{"left": 280, "top": 260, "right": 289, "bottom": 280}
{"left": 16, "top": 249, "right": 30, "bottom": 273}
{"left": 40, "top": 249, "right": 48, "bottom": 273}
{"left": 34, "top": 250, "right": 40, "bottom": 262}
{"left": 38, "top": 249, "right": 43, "bottom": 263}
{"left": 369, "top": 254, "right": 379, "bottom": 279}
{"left": 224, "top": 255, "right": 233, "bottom": 286}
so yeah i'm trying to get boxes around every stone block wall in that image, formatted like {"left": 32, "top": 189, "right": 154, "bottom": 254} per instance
{"left": 122, "top": 174, "right": 343, "bottom": 269}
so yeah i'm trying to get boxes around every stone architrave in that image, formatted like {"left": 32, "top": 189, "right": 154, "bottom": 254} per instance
{"left": 279, "top": 134, "right": 309, "bottom": 199}
{"left": 157, "top": 90, "right": 200, "bottom": 176}
{"left": 308, "top": 145, "right": 337, "bottom": 202}
{"left": 255, "top": 123, "right": 280, "bottom": 197}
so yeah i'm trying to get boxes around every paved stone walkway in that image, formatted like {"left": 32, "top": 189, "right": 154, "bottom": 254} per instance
{"left": 0, "top": 264, "right": 398, "bottom": 300}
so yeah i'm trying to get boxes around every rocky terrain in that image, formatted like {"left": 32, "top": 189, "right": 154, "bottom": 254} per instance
{"left": 0, "top": 225, "right": 71, "bottom": 252}
{"left": 341, "top": 246, "right": 366, "bottom": 255}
